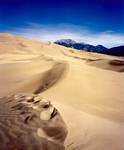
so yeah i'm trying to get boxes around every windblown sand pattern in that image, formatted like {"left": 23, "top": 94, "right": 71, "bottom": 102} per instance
{"left": 0, "top": 94, "right": 67, "bottom": 150}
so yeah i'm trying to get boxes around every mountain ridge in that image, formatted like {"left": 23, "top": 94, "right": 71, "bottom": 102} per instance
{"left": 55, "top": 39, "right": 124, "bottom": 56}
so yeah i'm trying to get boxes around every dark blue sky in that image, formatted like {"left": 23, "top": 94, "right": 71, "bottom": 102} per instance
{"left": 0, "top": 0, "right": 124, "bottom": 47}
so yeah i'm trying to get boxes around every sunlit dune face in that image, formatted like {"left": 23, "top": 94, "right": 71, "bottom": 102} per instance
{"left": 40, "top": 103, "right": 58, "bottom": 121}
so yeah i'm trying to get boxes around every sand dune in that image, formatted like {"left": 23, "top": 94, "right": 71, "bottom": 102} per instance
{"left": 87, "top": 59, "right": 124, "bottom": 72}
{"left": 0, "top": 33, "right": 124, "bottom": 150}
{"left": 0, "top": 94, "right": 67, "bottom": 150}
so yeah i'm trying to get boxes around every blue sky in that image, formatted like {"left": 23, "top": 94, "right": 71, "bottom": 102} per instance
{"left": 0, "top": 0, "right": 124, "bottom": 47}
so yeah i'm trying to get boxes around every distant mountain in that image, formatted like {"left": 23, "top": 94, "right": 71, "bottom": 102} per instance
{"left": 54, "top": 39, "right": 124, "bottom": 56}
{"left": 55, "top": 39, "right": 108, "bottom": 52}
{"left": 55, "top": 39, "right": 76, "bottom": 47}
{"left": 108, "top": 46, "right": 124, "bottom": 56}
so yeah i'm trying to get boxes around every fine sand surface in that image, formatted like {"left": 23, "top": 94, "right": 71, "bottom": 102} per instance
{"left": 0, "top": 33, "right": 124, "bottom": 150}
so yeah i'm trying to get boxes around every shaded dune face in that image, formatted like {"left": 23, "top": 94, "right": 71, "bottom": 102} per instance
{"left": 0, "top": 94, "right": 67, "bottom": 150}
{"left": 33, "top": 62, "right": 69, "bottom": 94}
{"left": 87, "top": 59, "right": 124, "bottom": 72}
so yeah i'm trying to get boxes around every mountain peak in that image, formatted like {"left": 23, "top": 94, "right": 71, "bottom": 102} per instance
{"left": 54, "top": 39, "right": 124, "bottom": 56}
{"left": 55, "top": 39, "right": 76, "bottom": 44}
{"left": 55, "top": 39, "right": 77, "bottom": 48}
{"left": 54, "top": 39, "right": 107, "bottom": 52}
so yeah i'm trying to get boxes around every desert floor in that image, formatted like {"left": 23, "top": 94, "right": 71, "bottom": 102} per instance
{"left": 0, "top": 34, "right": 124, "bottom": 150}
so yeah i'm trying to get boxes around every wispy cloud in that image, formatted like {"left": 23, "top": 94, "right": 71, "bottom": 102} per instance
{"left": 9, "top": 23, "right": 124, "bottom": 48}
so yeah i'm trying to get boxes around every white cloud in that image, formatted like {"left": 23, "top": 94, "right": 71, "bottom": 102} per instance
{"left": 9, "top": 23, "right": 124, "bottom": 48}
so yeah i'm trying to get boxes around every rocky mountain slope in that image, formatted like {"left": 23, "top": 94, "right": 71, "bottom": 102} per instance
{"left": 55, "top": 39, "right": 124, "bottom": 56}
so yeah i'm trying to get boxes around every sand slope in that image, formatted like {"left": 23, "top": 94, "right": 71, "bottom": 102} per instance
{"left": 0, "top": 33, "right": 124, "bottom": 150}
{"left": 0, "top": 94, "right": 67, "bottom": 150}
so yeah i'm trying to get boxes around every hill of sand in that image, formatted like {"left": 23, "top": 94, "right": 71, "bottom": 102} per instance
{"left": 0, "top": 94, "right": 67, "bottom": 150}
{"left": 0, "top": 33, "right": 124, "bottom": 150}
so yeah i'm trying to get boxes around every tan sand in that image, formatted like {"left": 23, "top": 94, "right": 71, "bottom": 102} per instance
{"left": 0, "top": 94, "right": 67, "bottom": 150}
{"left": 0, "top": 33, "right": 124, "bottom": 149}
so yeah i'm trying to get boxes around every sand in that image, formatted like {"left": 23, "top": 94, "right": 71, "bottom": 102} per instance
{"left": 0, "top": 33, "right": 124, "bottom": 150}
{"left": 0, "top": 94, "right": 67, "bottom": 150}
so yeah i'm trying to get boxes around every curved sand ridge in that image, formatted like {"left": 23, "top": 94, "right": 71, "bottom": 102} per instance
{"left": 0, "top": 58, "right": 69, "bottom": 96}
{"left": 33, "top": 62, "right": 69, "bottom": 94}
{"left": 0, "top": 94, "right": 67, "bottom": 150}
{"left": 9, "top": 61, "right": 69, "bottom": 95}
